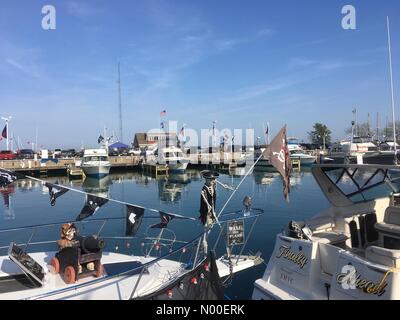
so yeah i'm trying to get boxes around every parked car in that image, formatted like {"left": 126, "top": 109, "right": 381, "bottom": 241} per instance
{"left": 0, "top": 150, "right": 16, "bottom": 160}
{"left": 16, "top": 149, "right": 35, "bottom": 159}
{"left": 61, "top": 149, "right": 76, "bottom": 158}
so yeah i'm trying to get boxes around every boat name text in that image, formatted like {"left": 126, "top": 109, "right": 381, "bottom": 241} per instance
{"left": 276, "top": 245, "right": 308, "bottom": 269}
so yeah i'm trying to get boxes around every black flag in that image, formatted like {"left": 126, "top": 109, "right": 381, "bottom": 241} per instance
{"left": 126, "top": 205, "right": 145, "bottom": 236}
{"left": 76, "top": 194, "right": 108, "bottom": 221}
{"left": 0, "top": 169, "right": 19, "bottom": 187}
{"left": 45, "top": 183, "right": 69, "bottom": 206}
{"left": 98, "top": 135, "right": 104, "bottom": 144}
{"left": 150, "top": 212, "right": 174, "bottom": 229}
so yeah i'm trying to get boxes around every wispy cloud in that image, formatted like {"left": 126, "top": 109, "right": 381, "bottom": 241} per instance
{"left": 65, "top": 1, "right": 101, "bottom": 17}
{"left": 6, "top": 59, "right": 25, "bottom": 72}
{"left": 215, "top": 28, "right": 274, "bottom": 52}
{"left": 219, "top": 79, "right": 298, "bottom": 104}
{"left": 288, "top": 57, "right": 374, "bottom": 72}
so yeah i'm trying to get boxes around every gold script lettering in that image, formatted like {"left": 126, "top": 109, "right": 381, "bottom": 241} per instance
{"left": 276, "top": 245, "right": 308, "bottom": 269}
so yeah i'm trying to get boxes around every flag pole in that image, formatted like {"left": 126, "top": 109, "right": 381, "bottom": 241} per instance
{"left": 387, "top": 16, "right": 398, "bottom": 164}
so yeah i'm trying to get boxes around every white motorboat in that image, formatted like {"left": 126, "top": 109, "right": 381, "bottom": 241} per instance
{"left": 81, "top": 149, "right": 111, "bottom": 178}
{"left": 152, "top": 146, "right": 189, "bottom": 173}
{"left": 253, "top": 163, "right": 400, "bottom": 300}
{"left": 288, "top": 143, "right": 316, "bottom": 166}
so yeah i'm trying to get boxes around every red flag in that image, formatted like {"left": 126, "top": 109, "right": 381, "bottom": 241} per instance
{"left": 160, "top": 110, "right": 166, "bottom": 117}
{"left": 262, "top": 125, "right": 291, "bottom": 201}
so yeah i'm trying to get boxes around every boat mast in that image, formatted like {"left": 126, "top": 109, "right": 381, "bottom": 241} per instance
{"left": 387, "top": 16, "right": 397, "bottom": 164}
{"left": 376, "top": 112, "right": 379, "bottom": 142}
{"left": 117, "top": 62, "right": 123, "bottom": 143}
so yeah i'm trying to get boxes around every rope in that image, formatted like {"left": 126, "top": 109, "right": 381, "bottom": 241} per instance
{"left": 217, "top": 153, "right": 264, "bottom": 219}
{"left": 1, "top": 168, "right": 196, "bottom": 221}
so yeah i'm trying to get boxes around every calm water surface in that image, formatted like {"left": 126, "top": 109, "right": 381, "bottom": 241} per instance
{"left": 0, "top": 166, "right": 330, "bottom": 299}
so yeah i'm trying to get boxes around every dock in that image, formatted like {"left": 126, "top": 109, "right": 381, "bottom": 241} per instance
{"left": 0, "top": 156, "right": 140, "bottom": 175}
{"left": 141, "top": 163, "right": 169, "bottom": 178}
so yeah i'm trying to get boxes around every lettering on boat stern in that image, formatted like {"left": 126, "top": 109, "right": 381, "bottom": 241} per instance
{"left": 276, "top": 245, "right": 308, "bottom": 269}
{"left": 336, "top": 265, "right": 388, "bottom": 296}
{"left": 280, "top": 271, "right": 294, "bottom": 285}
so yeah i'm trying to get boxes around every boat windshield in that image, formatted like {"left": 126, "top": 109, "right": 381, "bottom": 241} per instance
{"left": 164, "top": 152, "right": 183, "bottom": 158}
{"left": 322, "top": 166, "right": 400, "bottom": 203}
{"left": 84, "top": 156, "right": 108, "bottom": 162}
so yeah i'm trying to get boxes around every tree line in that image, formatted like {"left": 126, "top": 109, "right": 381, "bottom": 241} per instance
{"left": 306, "top": 121, "right": 399, "bottom": 148}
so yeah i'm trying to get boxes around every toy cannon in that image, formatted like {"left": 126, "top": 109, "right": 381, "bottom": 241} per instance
{"left": 50, "top": 234, "right": 106, "bottom": 284}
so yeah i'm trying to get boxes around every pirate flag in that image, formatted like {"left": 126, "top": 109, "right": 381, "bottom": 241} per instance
{"left": 76, "top": 194, "right": 109, "bottom": 221}
{"left": 150, "top": 212, "right": 174, "bottom": 229}
{"left": 126, "top": 205, "right": 145, "bottom": 236}
{"left": 0, "top": 169, "right": 19, "bottom": 187}
{"left": 262, "top": 125, "right": 291, "bottom": 201}
{"left": 45, "top": 182, "right": 69, "bottom": 206}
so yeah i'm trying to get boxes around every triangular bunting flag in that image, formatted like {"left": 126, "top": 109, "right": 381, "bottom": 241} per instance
{"left": 45, "top": 182, "right": 69, "bottom": 206}
{"left": 126, "top": 205, "right": 145, "bottom": 236}
{"left": 76, "top": 194, "right": 109, "bottom": 221}
{"left": 150, "top": 211, "right": 174, "bottom": 229}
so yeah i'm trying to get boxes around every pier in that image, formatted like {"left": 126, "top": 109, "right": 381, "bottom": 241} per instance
{"left": 0, "top": 156, "right": 140, "bottom": 175}
{"left": 141, "top": 163, "right": 169, "bottom": 177}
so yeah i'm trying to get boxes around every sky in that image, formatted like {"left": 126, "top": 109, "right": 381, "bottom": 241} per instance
{"left": 0, "top": 0, "right": 400, "bottom": 149}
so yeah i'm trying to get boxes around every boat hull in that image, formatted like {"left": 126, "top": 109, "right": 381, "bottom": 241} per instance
{"left": 167, "top": 161, "right": 188, "bottom": 173}
{"left": 82, "top": 165, "right": 111, "bottom": 178}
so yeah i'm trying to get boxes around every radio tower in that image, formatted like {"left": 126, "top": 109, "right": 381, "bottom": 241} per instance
{"left": 117, "top": 62, "right": 123, "bottom": 142}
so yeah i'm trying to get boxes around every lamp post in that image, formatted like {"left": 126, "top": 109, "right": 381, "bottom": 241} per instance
{"left": 1, "top": 116, "right": 12, "bottom": 151}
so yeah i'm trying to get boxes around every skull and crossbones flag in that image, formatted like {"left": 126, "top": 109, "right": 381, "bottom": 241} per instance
{"left": 76, "top": 194, "right": 109, "bottom": 221}
{"left": 45, "top": 182, "right": 69, "bottom": 206}
{"left": 150, "top": 211, "right": 174, "bottom": 229}
{"left": 262, "top": 125, "right": 291, "bottom": 201}
{"left": 0, "top": 169, "right": 19, "bottom": 187}
{"left": 126, "top": 205, "right": 145, "bottom": 236}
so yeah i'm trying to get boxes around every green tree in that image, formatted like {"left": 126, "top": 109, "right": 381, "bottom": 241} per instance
{"left": 308, "top": 123, "right": 331, "bottom": 148}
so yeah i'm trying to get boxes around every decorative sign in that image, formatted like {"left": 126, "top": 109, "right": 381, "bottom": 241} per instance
{"left": 227, "top": 220, "right": 244, "bottom": 246}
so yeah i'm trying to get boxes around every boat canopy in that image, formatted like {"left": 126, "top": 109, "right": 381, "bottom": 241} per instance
{"left": 312, "top": 164, "right": 400, "bottom": 207}
{"left": 109, "top": 142, "right": 129, "bottom": 149}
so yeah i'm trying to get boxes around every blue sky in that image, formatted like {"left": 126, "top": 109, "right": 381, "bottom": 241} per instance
{"left": 0, "top": 0, "right": 400, "bottom": 149}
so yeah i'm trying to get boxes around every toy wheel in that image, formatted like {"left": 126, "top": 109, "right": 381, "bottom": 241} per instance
{"left": 50, "top": 257, "right": 60, "bottom": 274}
{"left": 64, "top": 266, "right": 76, "bottom": 284}
{"left": 95, "top": 262, "right": 104, "bottom": 278}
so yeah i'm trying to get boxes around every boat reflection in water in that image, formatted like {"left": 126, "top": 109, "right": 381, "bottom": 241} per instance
{"left": 253, "top": 171, "right": 279, "bottom": 186}
{"left": 158, "top": 174, "right": 191, "bottom": 203}
{"left": 82, "top": 176, "right": 113, "bottom": 198}
{"left": 0, "top": 185, "right": 15, "bottom": 220}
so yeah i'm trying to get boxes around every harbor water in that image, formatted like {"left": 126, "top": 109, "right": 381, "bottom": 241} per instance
{"left": 0, "top": 167, "right": 330, "bottom": 299}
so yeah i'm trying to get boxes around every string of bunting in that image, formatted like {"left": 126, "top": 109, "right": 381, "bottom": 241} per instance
{"left": 0, "top": 168, "right": 196, "bottom": 234}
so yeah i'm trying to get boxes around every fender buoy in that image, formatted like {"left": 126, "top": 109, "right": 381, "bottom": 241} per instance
{"left": 50, "top": 257, "right": 60, "bottom": 274}
{"left": 64, "top": 266, "right": 76, "bottom": 284}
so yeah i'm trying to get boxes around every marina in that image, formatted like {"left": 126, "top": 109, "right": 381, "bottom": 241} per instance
{"left": 2, "top": 0, "right": 400, "bottom": 304}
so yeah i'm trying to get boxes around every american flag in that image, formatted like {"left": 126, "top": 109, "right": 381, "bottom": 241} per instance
{"left": 160, "top": 110, "right": 167, "bottom": 117}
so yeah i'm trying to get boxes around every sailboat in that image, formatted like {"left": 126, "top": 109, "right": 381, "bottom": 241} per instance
{"left": 0, "top": 168, "right": 263, "bottom": 300}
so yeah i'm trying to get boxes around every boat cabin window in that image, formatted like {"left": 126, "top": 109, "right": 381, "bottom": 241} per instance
{"left": 322, "top": 167, "right": 400, "bottom": 203}
{"left": 84, "top": 156, "right": 107, "bottom": 162}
